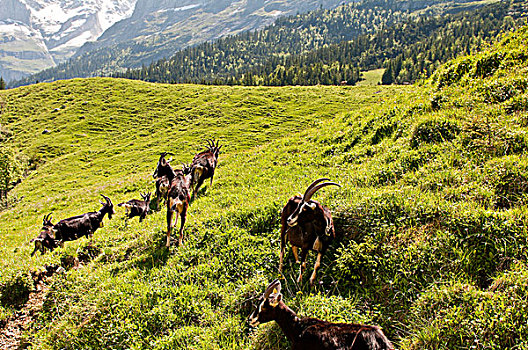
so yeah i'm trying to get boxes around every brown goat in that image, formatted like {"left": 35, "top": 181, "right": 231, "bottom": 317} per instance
{"left": 190, "top": 139, "right": 221, "bottom": 198}
{"left": 248, "top": 280, "right": 394, "bottom": 350}
{"left": 118, "top": 192, "right": 151, "bottom": 223}
{"left": 279, "top": 178, "right": 340, "bottom": 286}
{"left": 155, "top": 175, "right": 170, "bottom": 210}
{"left": 152, "top": 153, "right": 192, "bottom": 247}
{"left": 51, "top": 195, "right": 115, "bottom": 243}
{"left": 30, "top": 213, "right": 60, "bottom": 256}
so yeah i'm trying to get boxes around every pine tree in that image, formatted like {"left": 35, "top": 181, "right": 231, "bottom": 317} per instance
{"left": 0, "top": 77, "right": 5, "bottom": 90}
{"left": 381, "top": 62, "right": 393, "bottom": 85}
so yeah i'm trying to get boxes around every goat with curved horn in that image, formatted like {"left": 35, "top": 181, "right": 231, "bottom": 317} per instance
{"left": 189, "top": 138, "right": 221, "bottom": 199}
{"left": 279, "top": 178, "right": 341, "bottom": 286}
{"left": 118, "top": 192, "right": 152, "bottom": 224}
{"left": 248, "top": 280, "right": 393, "bottom": 349}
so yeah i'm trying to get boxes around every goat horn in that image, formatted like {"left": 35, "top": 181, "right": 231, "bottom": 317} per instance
{"left": 302, "top": 178, "right": 331, "bottom": 201}
{"left": 159, "top": 152, "right": 173, "bottom": 159}
{"left": 101, "top": 195, "right": 111, "bottom": 204}
{"left": 263, "top": 279, "right": 281, "bottom": 298}
{"left": 303, "top": 181, "right": 341, "bottom": 202}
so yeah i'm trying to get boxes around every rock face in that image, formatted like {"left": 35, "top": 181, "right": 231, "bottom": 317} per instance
{"left": 0, "top": 0, "right": 137, "bottom": 81}
{"left": 74, "top": 0, "right": 356, "bottom": 69}
{"left": 80, "top": 0, "right": 351, "bottom": 52}
{"left": 4, "top": 0, "right": 357, "bottom": 84}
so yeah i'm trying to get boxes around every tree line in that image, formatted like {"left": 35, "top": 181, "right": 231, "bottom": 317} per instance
{"left": 112, "top": 1, "right": 519, "bottom": 86}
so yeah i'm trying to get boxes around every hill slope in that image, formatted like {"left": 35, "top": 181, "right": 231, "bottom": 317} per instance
{"left": 1, "top": 26, "right": 528, "bottom": 349}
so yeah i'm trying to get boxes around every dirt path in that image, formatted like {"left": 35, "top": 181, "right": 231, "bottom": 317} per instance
{"left": 0, "top": 265, "right": 60, "bottom": 350}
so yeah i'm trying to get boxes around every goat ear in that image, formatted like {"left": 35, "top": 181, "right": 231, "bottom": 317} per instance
{"left": 307, "top": 202, "right": 317, "bottom": 210}
{"left": 269, "top": 293, "right": 282, "bottom": 307}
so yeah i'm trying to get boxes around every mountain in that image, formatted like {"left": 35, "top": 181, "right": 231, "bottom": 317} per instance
{"left": 111, "top": 0, "right": 509, "bottom": 86}
{"left": 11, "top": 0, "right": 360, "bottom": 86}
{"left": 12, "top": 0, "right": 484, "bottom": 87}
{"left": 0, "top": 0, "right": 137, "bottom": 82}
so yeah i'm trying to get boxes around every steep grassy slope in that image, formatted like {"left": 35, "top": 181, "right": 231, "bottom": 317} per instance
{"left": 1, "top": 27, "right": 528, "bottom": 349}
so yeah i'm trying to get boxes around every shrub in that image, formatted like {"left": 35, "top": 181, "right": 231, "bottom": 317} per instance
{"left": 479, "top": 76, "right": 528, "bottom": 103}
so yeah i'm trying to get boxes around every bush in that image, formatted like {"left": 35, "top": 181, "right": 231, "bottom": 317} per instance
{"left": 0, "top": 145, "right": 26, "bottom": 204}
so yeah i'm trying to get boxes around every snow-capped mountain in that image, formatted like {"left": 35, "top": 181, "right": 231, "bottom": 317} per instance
{"left": 0, "top": 0, "right": 137, "bottom": 81}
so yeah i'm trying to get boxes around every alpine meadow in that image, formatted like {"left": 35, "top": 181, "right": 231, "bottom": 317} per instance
{"left": 1, "top": 4, "right": 528, "bottom": 350}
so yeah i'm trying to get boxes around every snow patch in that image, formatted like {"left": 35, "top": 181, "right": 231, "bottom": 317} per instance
{"left": 50, "top": 30, "right": 95, "bottom": 53}
{"left": 157, "top": 4, "right": 201, "bottom": 13}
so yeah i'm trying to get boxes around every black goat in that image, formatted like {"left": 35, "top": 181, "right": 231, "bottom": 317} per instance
{"left": 30, "top": 213, "right": 60, "bottom": 256}
{"left": 51, "top": 195, "right": 115, "bottom": 242}
{"left": 152, "top": 153, "right": 192, "bottom": 247}
{"left": 118, "top": 192, "right": 151, "bottom": 223}
{"left": 279, "top": 178, "right": 340, "bottom": 286}
{"left": 249, "top": 280, "right": 393, "bottom": 350}
{"left": 190, "top": 139, "right": 221, "bottom": 198}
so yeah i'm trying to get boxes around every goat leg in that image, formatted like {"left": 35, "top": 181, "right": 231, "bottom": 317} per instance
{"left": 209, "top": 170, "right": 215, "bottom": 188}
{"left": 166, "top": 207, "right": 174, "bottom": 247}
{"left": 297, "top": 249, "right": 309, "bottom": 284}
{"left": 309, "top": 252, "right": 323, "bottom": 286}
{"left": 178, "top": 210, "right": 186, "bottom": 246}
{"left": 292, "top": 246, "right": 300, "bottom": 263}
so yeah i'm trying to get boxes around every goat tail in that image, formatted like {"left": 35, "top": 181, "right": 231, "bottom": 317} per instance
{"left": 117, "top": 202, "right": 125, "bottom": 207}
{"left": 359, "top": 326, "right": 394, "bottom": 350}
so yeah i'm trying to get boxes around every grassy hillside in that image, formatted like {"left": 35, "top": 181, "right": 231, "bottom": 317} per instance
{"left": 1, "top": 27, "right": 528, "bottom": 349}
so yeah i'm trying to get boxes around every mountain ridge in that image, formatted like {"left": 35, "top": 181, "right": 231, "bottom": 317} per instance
{"left": 0, "top": 0, "right": 137, "bottom": 81}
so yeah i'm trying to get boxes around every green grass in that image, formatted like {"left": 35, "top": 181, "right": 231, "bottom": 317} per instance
{"left": 356, "top": 68, "right": 385, "bottom": 86}
{"left": 0, "top": 27, "right": 528, "bottom": 349}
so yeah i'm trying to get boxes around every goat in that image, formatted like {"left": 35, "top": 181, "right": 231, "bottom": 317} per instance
{"left": 51, "top": 195, "right": 115, "bottom": 243}
{"left": 152, "top": 153, "right": 192, "bottom": 247}
{"left": 30, "top": 213, "right": 60, "bottom": 256}
{"left": 155, "top": 175, "right": 170, "bottom": 210}
{"left": 189, "top": 139, "right": 221, "bottom": 198}
{"left": 153, "top": 152, "right": 173, "bottom": 210}
{"left": 249, "top": 280, "right": 394, "bottom": 350}
{"left": 279, "top": 178, "right": 340, "bottom": 286}
{"left": 118, "top": 192, "right": 151, "bottom": 223}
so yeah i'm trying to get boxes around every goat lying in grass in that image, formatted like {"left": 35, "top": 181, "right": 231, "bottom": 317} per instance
{"left": 249, "top": 280, "right": 394, "bottom": 350}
